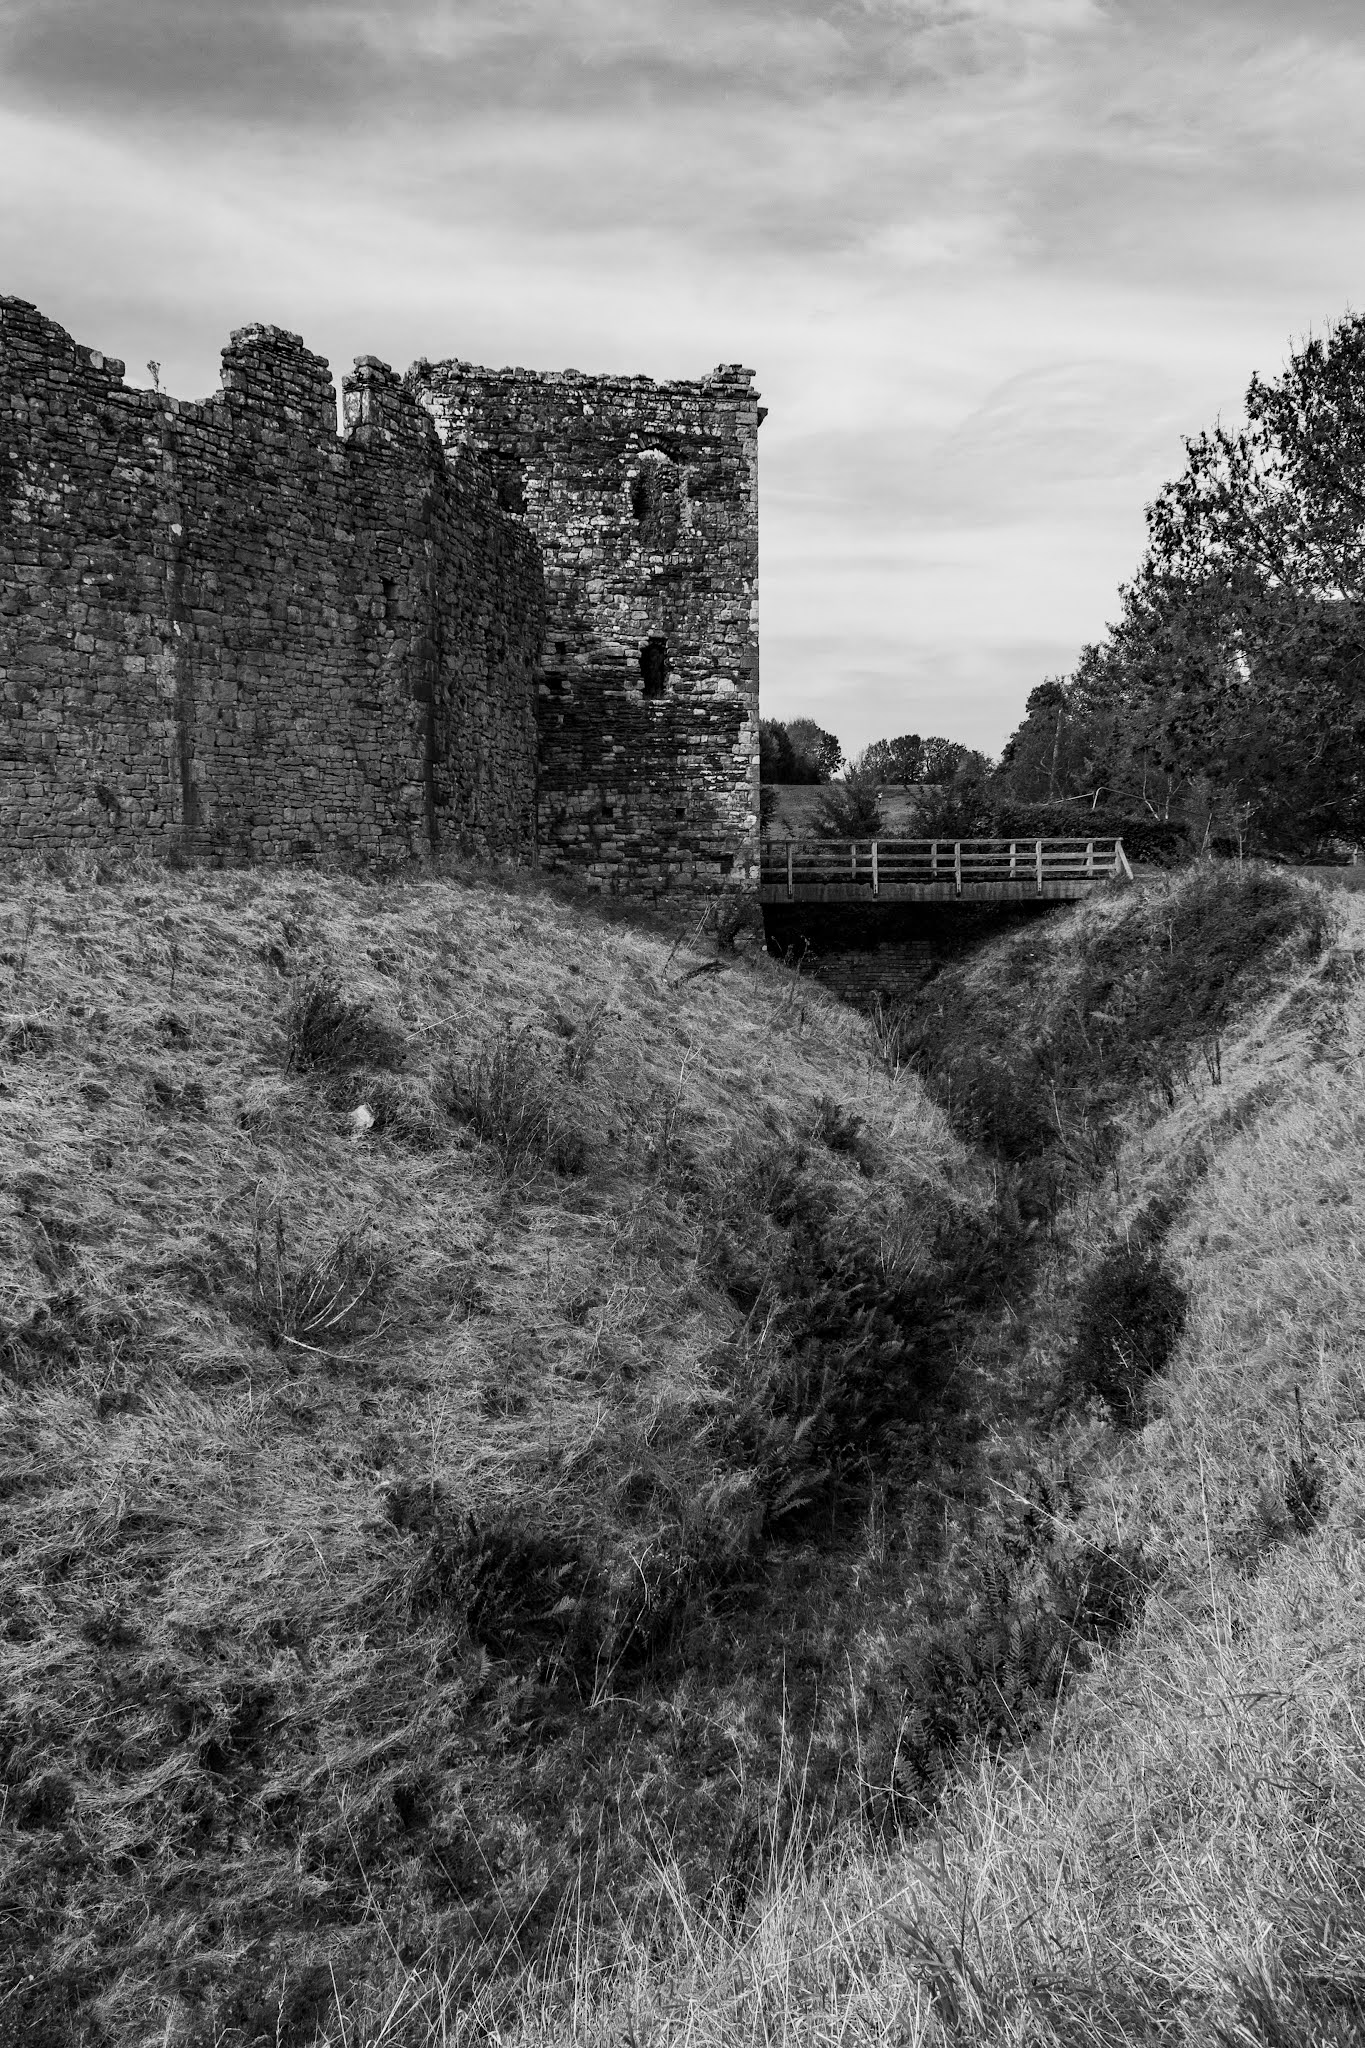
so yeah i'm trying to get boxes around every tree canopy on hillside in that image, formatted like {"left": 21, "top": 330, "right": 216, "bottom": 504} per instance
{"left": 998, "top": 311, "right": 1365, "bottom": 853}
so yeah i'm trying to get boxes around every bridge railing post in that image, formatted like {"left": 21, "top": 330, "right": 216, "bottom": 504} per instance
{"left": 1086, "top": 838, "right": 1094, "bottom": 877}
{"left": 954, "top": 841, "right": 962, "bottom": 896}
{"left": 1010, "top": 839, "right": 1017, "bottom": 878}
{"left": 931, "top": 839, "right": 938, "bottom": 881}
{"left": 787, "top": 840, "right": 794, "bottom": 899}
{"left": 851, "top": 841, "right": 857, "bottom": 883}
{"left": 1036, "top": 839, "right": 1043, "bottom": 893}
{"left": 872, "top": 840, "right": 879, "bottom": 897}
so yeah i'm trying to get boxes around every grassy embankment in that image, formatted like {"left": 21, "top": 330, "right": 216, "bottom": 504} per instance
{"left": 2, "top": 852, "right": 989, "bottom": 2045}
{"left": 2, "top": 853, "right": 1359, "bottom": 2045}
{"left": 471, "top": 866, "right": 1365, "bottom": 2048}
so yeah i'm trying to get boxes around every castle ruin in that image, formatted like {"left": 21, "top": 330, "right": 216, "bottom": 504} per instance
{"left": 0, "top": 298, "right": 761, "bottom": 891}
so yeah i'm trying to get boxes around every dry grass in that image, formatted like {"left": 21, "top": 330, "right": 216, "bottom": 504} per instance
{"left": 389, "top": 881, "right": 1365, "bottom": 2048}
{"left": 6, "top": 853, "right": 1360, "bottom": 2047}
{"left": 0, "top": 849, "right": 972, "bottom": 2045}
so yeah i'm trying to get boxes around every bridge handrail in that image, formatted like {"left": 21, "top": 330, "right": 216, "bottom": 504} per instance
{"left": 760, "top": 835, "right": 1132, "bottom": 894}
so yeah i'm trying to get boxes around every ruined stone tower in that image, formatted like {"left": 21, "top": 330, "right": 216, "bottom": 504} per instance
{"left": 411, "top": 360, "right": 762, "bottom": 894}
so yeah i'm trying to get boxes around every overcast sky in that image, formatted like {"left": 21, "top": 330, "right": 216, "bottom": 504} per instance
{"left": 4, "top": 0, "right": 1363, "bottom": 757}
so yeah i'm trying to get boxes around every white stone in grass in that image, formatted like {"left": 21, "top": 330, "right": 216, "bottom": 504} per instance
{"left": 348, "top": 1103, "right": 374, "bottom": 1136}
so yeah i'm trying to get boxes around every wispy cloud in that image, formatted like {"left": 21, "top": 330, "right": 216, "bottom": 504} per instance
{"left": 2, "top": 0, "right": 1098, "bottom": 126}
{"left": 2, "top": 0, "right": 1364, "bottom": 751}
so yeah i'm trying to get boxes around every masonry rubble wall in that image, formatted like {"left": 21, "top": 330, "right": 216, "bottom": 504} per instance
{"left": 806, "top": 943, "right": 934, "bottom": 1009}
{"left": 0, "top": 299, "right": 543, "bottom": 861}
{"left": 410, "top": 358, "right": 762, "bottom": 895}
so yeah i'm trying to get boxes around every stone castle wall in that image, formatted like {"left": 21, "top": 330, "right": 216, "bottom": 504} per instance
{"left": 0, "top": 299, "right": 543, "bottom": 861}
{"left": 411, "top": 359, "right": 761, "bottom": 894}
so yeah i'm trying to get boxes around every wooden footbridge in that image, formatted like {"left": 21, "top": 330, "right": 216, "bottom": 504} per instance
{"left": 759, "top": 836, "right": 1133, "bottom": 905}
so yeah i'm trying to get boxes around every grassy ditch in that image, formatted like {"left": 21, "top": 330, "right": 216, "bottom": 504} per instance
{"left": 0, "top": 853, "right": 1350, "bottom": 2047}
{"left": 422, "top": 862, "right": 1365, "bottom": 2048}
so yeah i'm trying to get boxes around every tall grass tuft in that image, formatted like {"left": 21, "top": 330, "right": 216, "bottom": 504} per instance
{"left": 445, "top": 1021, "right": 588, "bottom": 1175}
{"left": 285, "top": 969, "right": 406, "bottom": 1073}
{"left": 251, "top": 1202, "right": 390, "bottom": 1352}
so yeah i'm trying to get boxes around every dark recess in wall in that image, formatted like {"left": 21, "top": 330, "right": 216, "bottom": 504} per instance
{"left": 764, "top": 901, "right": 1062, "bottom": 957}
{"left": 764, "top": 902, "right": 1066, "bottom": 1006}
{"left": 640, "top": 637, "right": 670, "bottom": 697}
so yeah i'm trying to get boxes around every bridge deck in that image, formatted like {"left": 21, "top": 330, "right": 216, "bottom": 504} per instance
{"left": 760, "top": 836, "right": 1132, "bottom": 905}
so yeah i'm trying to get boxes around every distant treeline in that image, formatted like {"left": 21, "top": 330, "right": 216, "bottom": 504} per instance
{"left": 760, "top": 722, "right": 969, "bottom": 789}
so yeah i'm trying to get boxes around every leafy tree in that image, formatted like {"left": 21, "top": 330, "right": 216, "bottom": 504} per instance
{"left": 759, "top": 718, "right": 843, "bottom": 784}
{"left": 784, "top": 718, "right": 844, "bottom": 782}
{"left": 918, "top": 736, "right": 969, "bottom": 784}
{"left": 1063, "top": 310, "right": 1365, "bottom": 852}
{"left": 996, "top": 668, "right": 1141, "bottom": 811}
{"left": 858, "top": 733, "right": 923, "bottom": 783}
{"left": 997, "top": 681, "right": 1071, "bottom": 799}
{"left": 759, "top": 719, "right": 799, "bottom": 783}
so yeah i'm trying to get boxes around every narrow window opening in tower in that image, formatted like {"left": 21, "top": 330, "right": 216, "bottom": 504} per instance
{"left": 640, "top": 636, "right": 670, "bottom": 696}
{"left": 631, "top": 472, "right": 652, "bottom": 522}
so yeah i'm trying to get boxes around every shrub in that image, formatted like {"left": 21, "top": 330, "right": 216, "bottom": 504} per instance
{"left": 989, "top": 798, "right": 1188, "bottom": 865}
{"left": 949, "top": 1048, "right": 1058, "bottom": 1162}
{"left": 707, "top": 1149, "right": 1027, "bottom": 1492}
{"left": 810, "top": 769, "right": 884, "bottom": 841}
{"left": 394, "top": 1488, "right": 730, "bottom": 1683}
{"left": 1065, "top": 1241, "right": 1187, "bottom": 1420}
{"left": 811, "top": 1092, "right": 877, "bottom": 1175}
{"left": 845, "top": 1526, "right": 1149, "bottom": 1825}
{"left": 2, "top": 1013, "right": 55, "bottom": 1057}
{"left": 550, "top": 996, "right": 607, "bottom": 1083}
{"left": 1080, "top": 863, "right": 1336, "bottom": 1059}
{"left": 284, "top": 971, "right": 405, "bottom": 1073}
{"left": 398, "top": 1491, "right": 591, "bottom": 1656}
{"left": 446, "top": 1022, "right": 587, "bottom": 1176}
{"left": 908, "top": 770, "right": 995, "bottom": 840}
